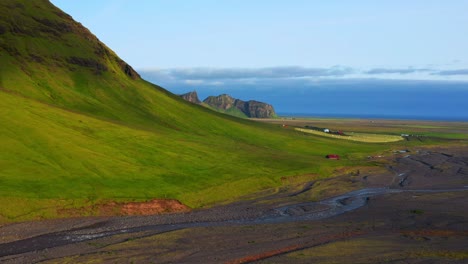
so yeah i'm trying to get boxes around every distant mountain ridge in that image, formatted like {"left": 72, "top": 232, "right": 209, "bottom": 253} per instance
{"left": 179, "top": 91, "right": 276, "bottom": 118}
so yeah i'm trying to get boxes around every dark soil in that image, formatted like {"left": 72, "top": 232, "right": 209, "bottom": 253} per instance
{"left": 0, "top": 147, "right": 467, "bottom": 263}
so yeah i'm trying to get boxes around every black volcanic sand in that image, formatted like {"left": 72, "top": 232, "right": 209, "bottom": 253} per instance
{"left": 0, "top": 147, "right": 467, "bottom": 263}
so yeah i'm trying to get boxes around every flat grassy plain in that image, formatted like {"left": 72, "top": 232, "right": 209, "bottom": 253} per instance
{"left": 295, "top": 128, "right": 403, "bottom": 143}
{"left": 255, "top": 117, "right": 468, "bottom": 140}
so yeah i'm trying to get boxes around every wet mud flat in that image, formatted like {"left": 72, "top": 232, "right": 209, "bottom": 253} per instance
{"left": 0, "top": 147, "right": 467, "bottom": 263}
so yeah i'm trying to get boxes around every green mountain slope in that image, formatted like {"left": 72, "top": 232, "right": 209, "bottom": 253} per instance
{"left": 0, "top": 0, "right": 385, "bottom": 222}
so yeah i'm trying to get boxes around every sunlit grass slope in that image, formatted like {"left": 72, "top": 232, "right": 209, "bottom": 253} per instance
{"left": 0, "top": 0, "right": 387, "bottom": 222}
{"left": 0, "top": 87, "right": 387, "bottom": 222}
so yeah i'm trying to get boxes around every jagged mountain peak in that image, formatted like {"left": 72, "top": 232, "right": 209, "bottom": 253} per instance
{"left": 179, "top": 91, "right": 202, "bottom": 104}
{"left": 179, "top": 91, "right": 276, "bottom": 118}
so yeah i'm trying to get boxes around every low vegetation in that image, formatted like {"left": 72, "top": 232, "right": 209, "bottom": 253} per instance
{"left": 258, "top": 118, "right": 468, "bottom": 140}
{"left": 285, "top": 235, "right": 468, "bottom": 263}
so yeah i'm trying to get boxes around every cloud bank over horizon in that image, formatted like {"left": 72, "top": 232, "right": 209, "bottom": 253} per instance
{"left": 138, "top": 66, "right": 468, "bottom": 121}
{"left": 140, "top": 65, "right": 468, "bottom": 90}
{"left": 144, "top": 66, "right": 355, "bottom": 81}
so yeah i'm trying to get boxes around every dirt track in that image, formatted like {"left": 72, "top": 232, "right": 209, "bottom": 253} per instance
{"left": 1, "top": 147, "right": 467, "bottom": 263}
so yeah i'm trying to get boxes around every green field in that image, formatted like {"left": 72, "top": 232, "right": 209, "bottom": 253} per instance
{"left": 295, "top": 128, "right": 403, "bottom": 143}
{"left": 256, "top": 118, "right": 468, "bottom": 140}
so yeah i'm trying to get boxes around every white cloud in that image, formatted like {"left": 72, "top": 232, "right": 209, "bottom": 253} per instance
{"left": 139, "top": 65, "right": 468, "bottom": 88}
{"left": 184, "top": 80, "right": 204, "bottom": 85}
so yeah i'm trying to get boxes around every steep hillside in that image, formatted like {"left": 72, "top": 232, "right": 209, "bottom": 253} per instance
{"left": 0, "top": 0, "right": 385, "bottom": 222}
{"left": 0, "top": 1, "right": 266, "bottom": 133}
{"left": 0, "top": 0, "right": 140, "bottom": 109}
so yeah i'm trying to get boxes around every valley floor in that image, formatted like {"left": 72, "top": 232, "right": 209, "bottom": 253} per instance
{"left": 0, "top": 147, "right": 467, "bottom": 263}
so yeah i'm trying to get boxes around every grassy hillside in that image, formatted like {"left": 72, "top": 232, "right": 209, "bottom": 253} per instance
{"left": 1, "top": 88, "right": 388, "bottom": 222}
{"left": 204, "top": 103, "right": 250, "bottom": 119}
{"left": 0, "top": 0, "right": 390, "bottom": 222}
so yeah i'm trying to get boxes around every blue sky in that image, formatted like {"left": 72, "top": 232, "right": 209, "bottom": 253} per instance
{"left": 51, "top": 0, "right": 468, "bottom": 80}
{"left": 50, "top": 1, "right": 468, "bottom": 120}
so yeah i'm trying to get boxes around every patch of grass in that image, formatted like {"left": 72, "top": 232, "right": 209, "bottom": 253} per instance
{"left": 221, "top": 106, "right": 249, "bottom": 118}
{"left": 50, "top": 230, "right": 189, "bottom": 263}
{"left": 410, "top": 209, "right": 425, "bottom": 215}
{"left": 411, "top": 250, "right": 468, "bottom": 260}
{"left": 419, "top": 132, "right": 468, "bottom": 139}
{"left": 287, "top": 236, "right": 405, "bottom": 263}
{"left": 298, "top": 176, "right": 363, "bottom": 201}
{"left": 260, "top": 118, "right": 468, "bottom": 141}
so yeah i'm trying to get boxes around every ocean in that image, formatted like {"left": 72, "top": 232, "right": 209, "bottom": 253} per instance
{"left": 271, "top": 86, "right": 468, "bottom": 121}
{"left": 148, "top": 77, "right": 468, "bottom": 122}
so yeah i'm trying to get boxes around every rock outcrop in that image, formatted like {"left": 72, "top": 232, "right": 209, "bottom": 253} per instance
{"left": 203, "top": 94, "right": 237, "bottom": 110}
{"left": 203, "top": 94, "right": 276, "bottom": 118}
{"left": 179, "top": 92, "right": 276, "bottom": 118}
{"left": 179, "top": 91, "right": 202, "bottom": 104}
{"left": 237, "top": 100, "right": 276, "bottom": 119}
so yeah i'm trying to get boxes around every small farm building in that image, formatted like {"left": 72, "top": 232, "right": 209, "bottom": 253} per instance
{"left": 326, "top": 154, "right": 340, "bottom": 160}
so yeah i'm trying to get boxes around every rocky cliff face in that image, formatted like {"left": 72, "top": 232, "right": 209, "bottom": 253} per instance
{"left": 203, "top": 94, "right": 236, "bottom": 110}
{"left": 179, "top": 92, "right": 276, "bottom": 118}
{"left": 202, "top": 94, "right": 276, "bottom": 118}
{"left": 179, "top": 91, "right": 201, "bottom": 104}
{"left": 243, "top": 100, "right": 276, "bottom": 118}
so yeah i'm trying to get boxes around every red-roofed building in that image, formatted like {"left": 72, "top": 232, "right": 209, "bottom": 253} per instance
{"left": 326, "top": 154, "right": 340, "bottom": 160}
